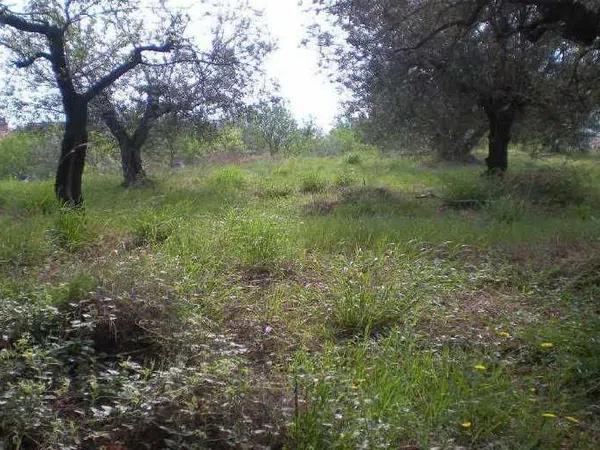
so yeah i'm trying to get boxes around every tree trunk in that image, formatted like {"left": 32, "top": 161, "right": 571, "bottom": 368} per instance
{"left": 484, "top": 104, "right": 515, "bottom": 174}
{"left": 55, "top": 99, "right": 88, "bottom": 206}
{"left": 120, "top": 142, "right": 146, "bottom": 187}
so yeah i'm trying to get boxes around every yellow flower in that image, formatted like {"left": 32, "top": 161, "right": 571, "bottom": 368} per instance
{"left": 473, "top": 364, "right": 487, "bottom": 371}
{"left": 565, "top": 416, "right": 580, "bottom": 424}
{"left": 498, "top": 331, "right": 511, "bottom": 338}
{"left": 460, "top": 421, "right": 472, "bottom": 428}
{"left": 542, "top": 413, "right": 557, "bottom": 418}
{"left": 540, "top": 342, "right": 554, "bottom": 349}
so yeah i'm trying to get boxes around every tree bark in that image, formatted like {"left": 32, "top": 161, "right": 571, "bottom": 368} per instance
{"left": 484, "top": 103, "right": 516, "bottom": 173}
{"left": 120, "top": 142, "right": 146, "bottom": 186}
{"left": 101, "top": 97, "right": 159, "bottom": 187}
{"left": 55, "top": 98, "right": 88, "bottom": 205}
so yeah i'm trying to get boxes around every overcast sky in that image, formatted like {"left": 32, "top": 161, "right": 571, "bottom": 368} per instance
{"left": 0, "top": 0, "right": 344, "bottom": 130}
{"left": 250, "top": 0, "right": 342, "bottom": 130}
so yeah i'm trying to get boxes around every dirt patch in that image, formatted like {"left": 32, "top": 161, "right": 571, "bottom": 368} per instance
{"left": 419, "top": 290, "right": 539, "bottom": 346}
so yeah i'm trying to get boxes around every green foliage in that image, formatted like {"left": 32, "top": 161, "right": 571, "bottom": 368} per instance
{"left": 133, "top": 211, "right": 178, "bottom": 246}
{"left": 220, "top": 210, "right": 287, "bottom": 267}
{"left": 321, "top": 125, "right": 376, "bottom": 155}
{"left": 0, "top": 130, "right": 60, "bottom": 179}
{"left": 442, "top": 165, "right": 591, "bottom": 219}
{"left": 48, "top": 209, "right": 96, "bottom": 251}
{"left": 333, "top": 169, "right": 358, "bottom": 188}
{"left": 328, "top": 261, "right": 408, "bottom": 337}
{"left": 344, "top": 152, "right": 362, "bottom": 165}
{"left": 300, "top": 172, "right": 328, "bottom": 193}
{"left": 208, "top": 166, "right": 248, "bottom": 190}
{"left": 1, "top": 151, "right": 600, "bottom": 449}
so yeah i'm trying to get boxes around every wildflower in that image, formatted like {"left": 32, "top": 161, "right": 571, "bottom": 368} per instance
{"left": 542, "top": 413, "right": 557, "bottom": 418}
{"left": 498, "top": 331, "right": 511, "bottom": 338}
{"left": 540, "top": 342, "right": 554, "bottom": 349}
{"left": 473, "top": 364, "right": 486, "bottom": 371}
{"left": 460, "top": 421, "right": 472, "bottom": 428}
{"left": 565, "top": 416, "right": 580, "bottom": 424}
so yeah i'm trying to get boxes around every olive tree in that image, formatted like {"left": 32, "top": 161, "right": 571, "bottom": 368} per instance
{"left": 95, "top": 9, "right": 270, "bottom": 186}
{"left": 312, "top": 0, "right": 599, "bottom": 171}
{"left": 0, "top": 0, "right": 184, "bottom": 205}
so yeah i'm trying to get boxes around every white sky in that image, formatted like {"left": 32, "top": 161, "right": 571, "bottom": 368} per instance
{"left": 0, "top": 0, "right": 344, "bottom": 130}
{"left": 250, "top": 0, "right": 342, "bottom": 130}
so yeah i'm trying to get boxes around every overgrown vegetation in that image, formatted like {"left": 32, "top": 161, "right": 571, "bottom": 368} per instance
{"left": 1, "top": 147, "right": 599, "bottom": 449}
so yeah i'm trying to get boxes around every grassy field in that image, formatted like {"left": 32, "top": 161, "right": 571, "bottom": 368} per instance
{"left": 1, "top": 149, "right": 600, "bottom": 449}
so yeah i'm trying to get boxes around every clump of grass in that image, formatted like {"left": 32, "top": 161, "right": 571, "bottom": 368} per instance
{"left": 483, "top": 195, "right": 527, "bottom": 223}
{"left": 344, "top": 153, "right": 361, "bottom": 165}
{"left": 208, "top": 165, "right": 247, "bottom": 190}
{"left": 220, "top": 210, "right": 288, "bottom": 268}
{"left": 330, "top": 279, "right": 405, "bottom": 337}
{"left": 290, "top": 331, "right": 575, "bottom": 450}
{"left": 442, "top": 166, "right": 590, "bottom": 211}
{"left": 300, "top": 172, "right": 328, "bottom": 193}
{"left": 48, "top": 208, "right": 96, "bottom": 251}
{"left": 50, "top": 272, "right": 98, "bottom": 305}
{"left": 259, "top": 181, "right": 295, "bottom": 198}
{"left": 506, "top": 166, "right": 588, "bottom": 207}
{"left": 440, "top": 174, "right": 498, "bottom": 208}
{"left": 326, "top": 252, "right": 413, "bottom": 337}
{"left": 0, "top": 217, "right": 49, "bottom": 267}
{"left": 132, "top": 211, "right": 178, "bottom": 246}
{"left": 333, "top": 170, "right": 358, "bottom": 188}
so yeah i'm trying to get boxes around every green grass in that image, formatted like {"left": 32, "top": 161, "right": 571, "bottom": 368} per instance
{"left": 1, "top": 149, "right": 599, "bottom": 449}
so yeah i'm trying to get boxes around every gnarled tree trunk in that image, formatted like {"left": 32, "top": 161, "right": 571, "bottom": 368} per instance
{"left": 484, "top": 102, "right": 516, "bottom": 174}
{"left": 55, "top": 98, "right": 88, "bottom": 205}
{"left": 102, "top": 97, "right": 159, "bottom": 187}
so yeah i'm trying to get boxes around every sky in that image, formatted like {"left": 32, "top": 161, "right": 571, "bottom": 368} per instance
{"left": 249, "top": 0, "right": 342, "bottom": 130}
{"left": 0, "top": 0, "right": 344, "bottom": 130}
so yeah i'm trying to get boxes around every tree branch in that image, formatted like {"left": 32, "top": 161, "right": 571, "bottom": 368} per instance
{"left": 14, "top": 51, "right": 52, "bottom": 68}
{"left": 0, "top": 6, "right": 58, "bottom": 35}
{"left": 84, "top": 42, "right": 175, "bottom": 101}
